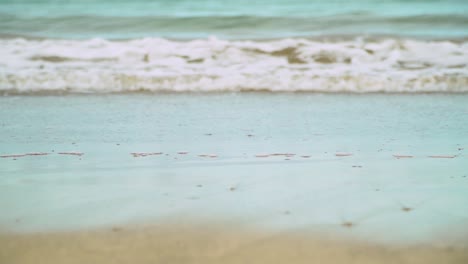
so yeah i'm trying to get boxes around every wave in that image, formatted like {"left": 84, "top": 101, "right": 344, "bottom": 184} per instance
{"left": 1, "top": 14, "right": 468, "bottom": 39}
{"left": 1, "top": 37, "right": 468, "bottom": 93}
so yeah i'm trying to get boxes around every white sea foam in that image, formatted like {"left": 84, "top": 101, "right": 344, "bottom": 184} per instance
{"left": 1, "top": 37, "right": 468, "bottom": 93}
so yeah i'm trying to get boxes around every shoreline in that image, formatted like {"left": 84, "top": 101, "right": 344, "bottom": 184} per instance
{"left": 3, "top": 91, "right": 468, "bottom": 97}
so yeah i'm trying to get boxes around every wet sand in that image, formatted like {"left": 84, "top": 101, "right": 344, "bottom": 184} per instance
{"left": 1, "top": 224, "right": 467, "bottom": 264}
{"left": 1, "top": 94, "right": 467, "bottom": 263}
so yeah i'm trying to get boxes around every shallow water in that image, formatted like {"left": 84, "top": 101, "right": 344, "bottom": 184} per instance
{"left": 1, "top": 93, "right": 467, "bottom": 245}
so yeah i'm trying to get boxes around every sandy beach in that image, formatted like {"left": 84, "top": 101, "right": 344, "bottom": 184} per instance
{"left": 2, "top": 0, "right": 468, "bottom": 262}
{"left": 2, "top": 223, "right": 468, "bottom": 264}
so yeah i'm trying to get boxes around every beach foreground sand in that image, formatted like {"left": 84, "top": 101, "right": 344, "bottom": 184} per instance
{"left": 1, "top": 224, "right": 467, "bottom": 264}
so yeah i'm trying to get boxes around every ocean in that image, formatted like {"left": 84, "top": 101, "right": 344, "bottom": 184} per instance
{"left": 1, "top": 0, "right": 468, "bottom": 93}
{"left": 2, "top": 0, "right": 468, "bottom": 39}
{"left": 1, "top": 1, "right": 468, "bottom": 263}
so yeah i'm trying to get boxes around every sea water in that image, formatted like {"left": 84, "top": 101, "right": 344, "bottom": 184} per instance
{"left": 0, "top": 0, "right": 468, "bottom": 93}
{"left": 0, "top": 0, "right": 468, "bottom": 246}
{"left": 1, "top": 94, "right": 467, "bottom": 245}
{"left": 1, "top": 0, "right": 468, "bottom": 39}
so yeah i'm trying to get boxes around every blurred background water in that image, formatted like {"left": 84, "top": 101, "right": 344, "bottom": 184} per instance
{"left": 1, "top": 0, "right": 468, "bottom": 39}
{"left": 2, "top": 0, "right": 468, "bottom": 94}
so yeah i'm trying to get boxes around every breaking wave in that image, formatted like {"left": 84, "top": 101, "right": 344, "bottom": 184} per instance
{"left": 1, "top": 37, "right": 468, "bottom": 93}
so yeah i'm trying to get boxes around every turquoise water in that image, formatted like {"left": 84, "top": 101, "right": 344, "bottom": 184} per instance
{"left": 1, "top": 0, "right": 468, "bottom": 245}
{"left": 1, "top": 0, "right": 468, "bottom": 93}
{"left": 1, "top": 0, "right": 468, "bottom": 39}
{"left": 1, "top": 94, "right": 467, "bottom": 244}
